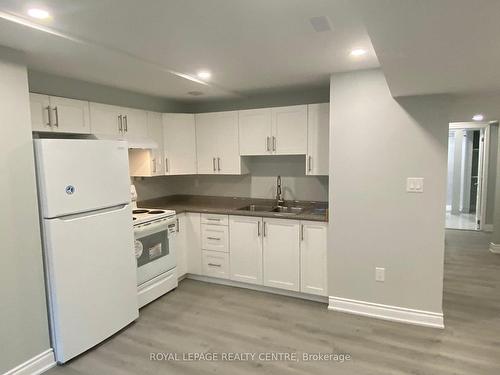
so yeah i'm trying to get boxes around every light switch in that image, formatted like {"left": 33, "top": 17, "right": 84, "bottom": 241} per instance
{"left": 375, "top": 267, "right": 385, "bottom": 282}
{"left": 406, "top": 177, "right": 424, "bottom": 193}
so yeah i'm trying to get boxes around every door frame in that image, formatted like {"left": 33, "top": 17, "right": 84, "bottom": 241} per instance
{"left": 449, "top": 121, "right": 490, "bottom": 230}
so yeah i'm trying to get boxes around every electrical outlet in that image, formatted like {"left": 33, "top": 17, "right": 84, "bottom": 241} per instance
{"left": 375, "top": 267, "right": 385, "bottom": 282}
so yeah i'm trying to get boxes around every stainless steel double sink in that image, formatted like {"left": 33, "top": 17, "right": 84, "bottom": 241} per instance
{"left": 237, "top": 204, "right": 304, "bottom": 214}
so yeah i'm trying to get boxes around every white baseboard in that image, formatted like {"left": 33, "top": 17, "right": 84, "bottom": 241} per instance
{"left": 490, "top": 242, "right": 500, "bottom": 254}
{"left": 328, "top": 296, "right": 444, "bottom": 329}
{"left": 187, "top": 274, "right": 328, "bottom": 304}
{"left": 3, "top": 349, "right": 56, "bottom": 375}
{"left": 483, "top": 224, "right": 493, "bottom": 232}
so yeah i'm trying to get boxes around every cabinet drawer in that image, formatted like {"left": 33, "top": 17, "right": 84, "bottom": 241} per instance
{"left": 202, "top": 250, "right": 229, "bottom": 279}
{"left": 201, "top": 224, "right": 229, "bottom": 252}
{"left": 201, "top": 213, "right": 229, "bottom": 226}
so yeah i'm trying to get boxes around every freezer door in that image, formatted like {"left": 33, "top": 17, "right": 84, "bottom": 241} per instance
{"left": 34, "top": 139, "right": 131, "bottom": 218}
{"left": 42, "top": 204, "right": 138, "bottom": 363}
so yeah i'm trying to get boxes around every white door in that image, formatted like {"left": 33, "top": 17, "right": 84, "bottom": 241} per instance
{"left": 263, "top": 218, "right": 300, "bottom": 291}
{"left": 229, "top": 216, "right": 263, "bottom": 285}
{"left": 34, "top": 139, "right": 131, "bottom": 218}
{"left": 186, "top": 213, "right": 202, "bottom": 275}
{"left": 30, "top": 93, "right": 52, "bottom": 132}
{"left": 195, "top": 113, "right": 219, "bottom": 174}
{"left": 163, "top": 113, "right": 197, "bottom": 175}
{"left": 239, "top": 108, "right": 273, "bottom": 155}
{"left": 300, "top": 221, "right": 327, "bottom": 296}
{"left": 272, "top": 105, "right": 307, "bottom": 155}
{"left": 306, "top": 103, "right": 329, "bottom": 176}
{"left": 122, "top": 107, "right": 148, "bottom": 139}
{"left": 43, "top": 204, "right": 138, "bottom": 363}
{"left": 49, "top": 96, "right": 91, "bottom": 134}
{"left": 147, "top": 112, "right": 164, "bottom": 175}
{"left": 174, "top": 214, "right": 188, "bottom": 278}
{"left": 89, "top": 102, "right": 122, "bottom": 137}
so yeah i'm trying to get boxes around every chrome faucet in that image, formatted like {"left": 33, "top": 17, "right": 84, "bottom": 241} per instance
{"left": 276, "top": 176, "right": 285, "bottom": 206}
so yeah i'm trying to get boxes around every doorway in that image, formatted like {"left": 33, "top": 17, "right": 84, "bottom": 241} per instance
{"left": 446, "top": 122, "right": 490, "bottom": 230}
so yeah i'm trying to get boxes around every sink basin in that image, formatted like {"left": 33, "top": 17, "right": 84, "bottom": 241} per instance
{"left": 237, "top": 204, "right": 276, "bottom": 212}
{"left": 272, "top": 206, "right": 304, "bottom": 214}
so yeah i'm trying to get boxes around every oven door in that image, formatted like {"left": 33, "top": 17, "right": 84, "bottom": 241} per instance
{"left": 134, "top": 220, "right": 176, "bottom": 286}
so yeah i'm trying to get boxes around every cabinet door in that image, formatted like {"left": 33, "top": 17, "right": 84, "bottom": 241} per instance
{"left": 195, "top": 113, "right": 219, "bottom": 174}
{"left": 147, "top": 112, "right": 164, "bottom": 175}
{"left": 300, "top": 221, "right": 327, "bottom": 296}
{"left": 229, "top": 216, "right": 263, "bottom": 285}
{"left": 239, "top": 108, "right": 273, "bottom": 155}
{"left": 122, "top": 107, "right": 148, "bottom": 139}
{"left": 272, "top": 105, "right": 307, "bottom": 155}
{"left": 163, "top": 113, "right": 197, "bottom": 175}
{"left": 306, "top": 103, "right": 329, "bottom": 176}
{"left": 89, "top": 103, "right": 122, "bottom": 137}
{"left": 30, "top": 93, "right": 51, "bottom": 132}
{"left": 49, "top": 96, "right": 90, "bottom": 134}
{"left": 185, "top": 213, "right": 202, "bottom": 275}
{"left": 174, "top": 214, "right": 188, "bottom": 278}
{"left": 263, "top": 218, "right": 300, "bottom": 291}
{"left": 215, "top": 111, "right": 241, "bottom": 174}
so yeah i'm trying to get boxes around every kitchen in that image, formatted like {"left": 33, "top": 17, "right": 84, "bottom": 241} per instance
{"left": 2, "top": 1, "right": 500, "bottom": 375}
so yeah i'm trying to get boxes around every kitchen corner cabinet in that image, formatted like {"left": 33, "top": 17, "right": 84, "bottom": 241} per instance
{"left": 262, "top": 218, "right": 300, "bottom": 291}
{"left": 30, "top": 93, "right": 90, "bottom": 134}
{"left": 306, "top": 103, "right": 329, "bottom": 176}
{"left": 238, "top": 105, "right": 307, "bottom": 156}
{"left": 195, "top": 111, "right": 247, "bottom": 174}
{"left": 163, "top": 113, "right": 197, "bottom": 175}
{"left": 300, "top": 221, "right": 327, "bottom": 296}
{"left": 229, "top": 216, "right": 263, "bottom": 285}
{"left": 89, "top": 102, "right": 147, "bottom": 139}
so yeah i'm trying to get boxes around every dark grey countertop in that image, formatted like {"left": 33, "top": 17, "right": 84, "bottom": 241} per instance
{"left": 139, "top": 195, "right": 328, "bottom": 222}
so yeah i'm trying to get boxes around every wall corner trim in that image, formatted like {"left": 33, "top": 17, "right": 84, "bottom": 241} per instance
{"left": 328, "top": 296, "right": 444, "bottom": 329}
{"left": 3, "top": 349, "right": 56, "bottom": 375}
{"left": 489, "top": 242, "right": 500, "bottom": 254}
{"left": 483, "top": 224, "right": 494, "bottom": 232}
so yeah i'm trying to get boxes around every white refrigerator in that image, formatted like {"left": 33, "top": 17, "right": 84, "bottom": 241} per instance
{"left": 34, "top": 139, "right": 139, "bottom": 363}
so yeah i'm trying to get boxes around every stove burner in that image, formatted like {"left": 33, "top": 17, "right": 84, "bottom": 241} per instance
{"left": 133, "top": 209, "right": 149, "bottom": 214}
{"left": 147, "top": 210, "right": 165, "bottom": 214}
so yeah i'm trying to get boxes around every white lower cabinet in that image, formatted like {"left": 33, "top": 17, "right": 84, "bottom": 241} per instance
{"left": 202, "top": 250, "right": 230, "bottom": 279}
{"left": 229, "top": 216, "right": 263, "bottom": 285}
{"left": 185, "top": 213, "right": 202, "bottom": 275}
{"left": 262, "top": 218, "right": 300, "bottom": 292}
{"left": 300, "top": 221, "right": 327, "bottom": 296}
{"left": 174, "top": 213, "right": 188, "bottom": 278}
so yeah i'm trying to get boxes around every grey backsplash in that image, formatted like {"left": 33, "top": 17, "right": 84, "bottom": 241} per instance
{"left": 133, "top": 155, "right": 329, "bottom": 202}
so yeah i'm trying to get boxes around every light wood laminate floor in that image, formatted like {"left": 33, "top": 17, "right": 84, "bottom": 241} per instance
{"left": 47, "top": 230, "right": 500, "bottom": 375}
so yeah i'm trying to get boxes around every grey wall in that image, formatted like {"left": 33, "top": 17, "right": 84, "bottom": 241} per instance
{"left": 186, "top": 85, "right": 329, "bottom": 113}
{"left": 28, "top": 70, "right": 190, "bottom": 112}
{"left": 328, "top": 69, "right": 450, "bottom": 313}
{"left": 486, "top": 123, "right": 498, "bottom": 227}
{"left": 0, "top": 49, "right": 51, "bottom": 373}
{"left": 134, "top": 155, "right": 328, "bottom": 202}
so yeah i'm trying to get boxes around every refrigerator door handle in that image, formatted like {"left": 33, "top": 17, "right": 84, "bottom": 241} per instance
{"left": 52, "top": 204, "right": 129, "bottom": 221}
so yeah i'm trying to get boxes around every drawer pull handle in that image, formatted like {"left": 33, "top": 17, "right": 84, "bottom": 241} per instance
{"left": 206, "top": 218, "right": 221, "bottom": 221}
{"left": 207, "top": 236, "right": 221, "bottom": 241}
{"left": 208, "top": 263, "right": 221, "bottom": 267}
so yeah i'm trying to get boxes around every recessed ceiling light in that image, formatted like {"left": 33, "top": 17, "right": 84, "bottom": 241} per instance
{"left": 350, "top": 48, "right": 367, "bottom": 57}
{"left": 27, "top": 8, "right": 50, "bottom": 19}
{"left": 197, "top": 71, "right": 211, "bottom": 80}
{"left": 472, "top": 114, "right": 484, "bottom": 121}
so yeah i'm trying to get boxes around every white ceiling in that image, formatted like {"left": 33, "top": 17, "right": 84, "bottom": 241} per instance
{"left": 0, "top": 0, "right": 378, "bottom": 100}
{"left": 356, "top": 0, "right": 500, "bottom": 97}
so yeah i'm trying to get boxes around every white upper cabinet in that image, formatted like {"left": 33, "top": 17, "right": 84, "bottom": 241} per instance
{"left": 229, "top": 216, "right": 263, "bottom": 285}
{"left": 147, "top": 111, "right": 164, "bottom": 176}
{"left": 306, "top": 103, "right": 329, "bottom": 176}
{"left": 89, "top": 103, "right": 147, "bottom": 139}
{"left": 239, "top": 108, "right": 273, "bottom": 155}
{"left": 30, "top": 94, "right": 90, "bottom": 134}
{"left": 195, "top": 111, "right": 246, "bottom": 174}
{"left": 272, "top": 105, "right": 308, "bottom": 155}
{"left": 300, "top": 221, "right": 327, "bottom": 296}
{"left": 262, "top": 218, "right": 300, "bottom": 292}
{"left": 163, "top": 113, "right": 197, "bottom": 175}
{"left": 238, "top": 105, "right": 307, "bottom": 156}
